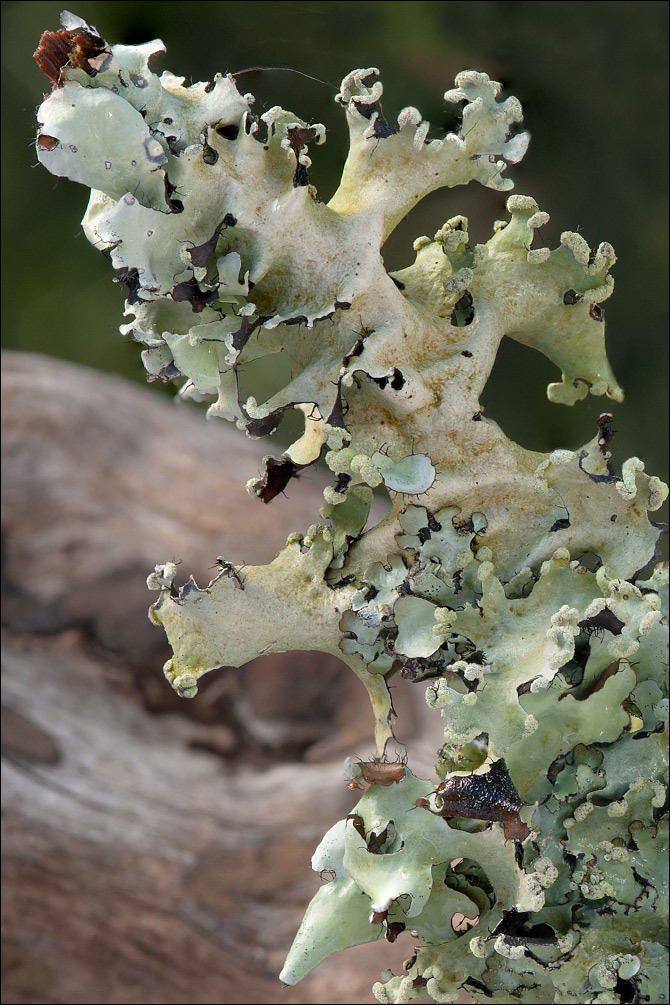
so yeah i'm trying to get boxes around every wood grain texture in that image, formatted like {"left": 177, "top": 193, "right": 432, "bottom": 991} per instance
{"left": 1, "top": 352, "right": 442, "bottom": 1005}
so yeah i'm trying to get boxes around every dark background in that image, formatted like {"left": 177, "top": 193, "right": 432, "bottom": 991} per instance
{"left": 2, "top": 0, "right": 668, "bottom": 479}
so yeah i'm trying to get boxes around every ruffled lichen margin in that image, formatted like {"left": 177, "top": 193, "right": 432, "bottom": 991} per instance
{"left": 35, "top": 13, "right": 668, "bottom": 1004}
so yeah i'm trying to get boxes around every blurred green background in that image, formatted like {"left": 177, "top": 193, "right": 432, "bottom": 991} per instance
{"left": 2, "top": 0, "right": 668, "bottom": 486}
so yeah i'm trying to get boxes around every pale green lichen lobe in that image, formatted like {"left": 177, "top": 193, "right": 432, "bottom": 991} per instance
{"left": 35, "top": 13, "right": 668, "bottom": 1004}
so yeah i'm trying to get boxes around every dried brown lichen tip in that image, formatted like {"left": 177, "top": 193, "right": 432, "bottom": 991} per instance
{"left": 34, "top": 15, "right": 107, "bottom": 86}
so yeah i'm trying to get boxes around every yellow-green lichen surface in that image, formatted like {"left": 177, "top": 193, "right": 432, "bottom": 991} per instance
{"left": 36, "top": 13, "right": 668, "bottom": 1003}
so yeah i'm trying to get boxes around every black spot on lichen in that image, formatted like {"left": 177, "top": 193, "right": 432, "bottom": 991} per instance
{"left": 427, "top": 512, "right": 442, "bottom": 532}
{"left": 334, "top": 473, "right": 352, "bottom": 494}
{"left": 589, "top": 303, "right": 605, "bottom": 322}
{"left": 550, "top": 518, "right": 571, "bottom": 532}
{"left": 563, "top": 289, "right": 583, "bottom": 305}
{"left": 374, "top": 367, "right": 405, "bottom": 391}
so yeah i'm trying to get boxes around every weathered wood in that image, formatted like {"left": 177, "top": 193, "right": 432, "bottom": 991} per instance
{"left": 1, "top": 353, "right": 441, "bottom": 1005}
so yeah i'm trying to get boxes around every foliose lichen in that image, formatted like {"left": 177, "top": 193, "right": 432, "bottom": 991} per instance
{"left": 36, "top": 12, "right": 668, "bottom": 1003}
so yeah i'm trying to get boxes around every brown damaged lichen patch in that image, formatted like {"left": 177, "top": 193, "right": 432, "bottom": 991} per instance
{"left": 34, "top": 26, "right": 109, "bottom": 85}
{"left": 416, "top": 759, "right": 531, "bottom": 841}
{"left": 358, "top": 761, "right": 406, "bottom": 787}
{"left": 188, "top": 215, "right": 237, "bottom": 269}
{"left": 36, "top": 134, "right": 59, "bottom": 151}
{"left": 285, "top": 125, "right": 320, "bottom": 187}
{"left": 250, "top": 455, "right": 305, "bottom": 504}
{"left": 171, "top": 278, "right": 218, "bottom": 313}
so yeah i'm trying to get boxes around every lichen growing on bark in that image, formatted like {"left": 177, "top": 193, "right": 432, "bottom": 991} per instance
{"left": 35, "top": 12, "right": 668, "bottom": 1003}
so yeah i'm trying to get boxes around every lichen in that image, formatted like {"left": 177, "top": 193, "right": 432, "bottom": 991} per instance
{"left": 36, "top": 12, "right": 668, "bottom": 1004}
